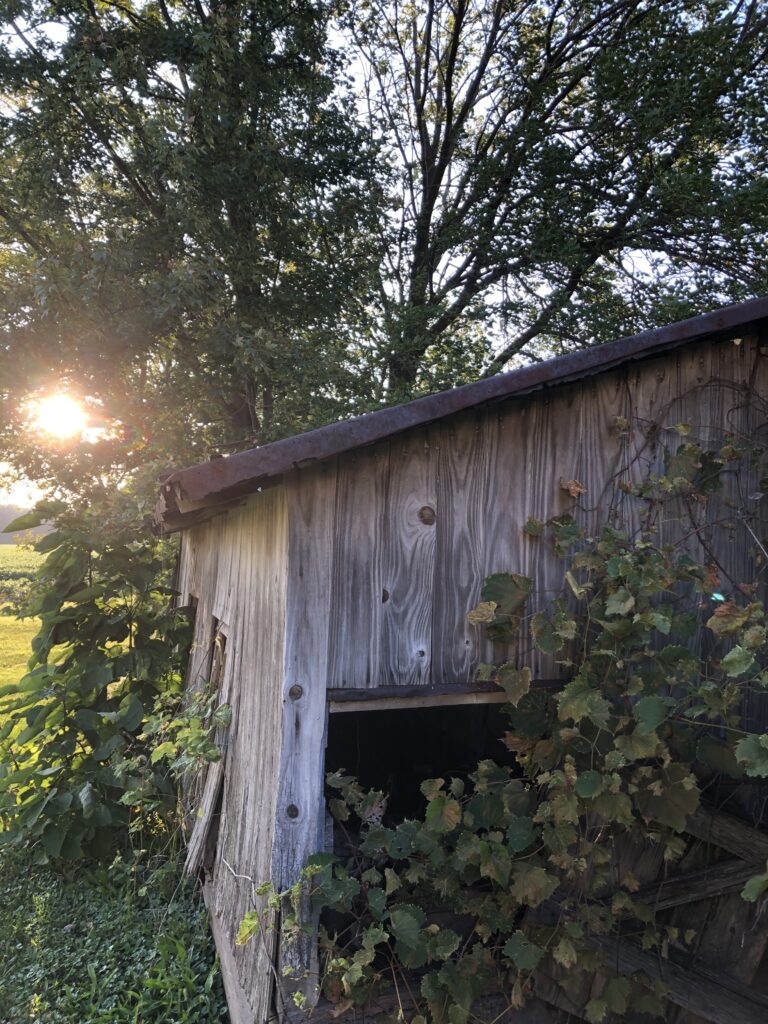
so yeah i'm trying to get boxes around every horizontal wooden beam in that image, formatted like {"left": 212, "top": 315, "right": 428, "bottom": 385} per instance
{"left": 327, "top": 679, "right": 564, "bottom": 713}
{"left": 685, "top": 805, "right": 768, "bottom": 864}
{"left": 329, "top": 690, "right": 508, "bottom": 713}
{"left": 590, "top": 934, "right": 768, "bottom": 1024}
{"left": 631, "top": 858, "right": 756, "bottom": 911}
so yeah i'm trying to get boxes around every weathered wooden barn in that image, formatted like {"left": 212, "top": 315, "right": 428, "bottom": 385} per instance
{"left": 156, "top": 297, "right": 768, "bottom": 1024}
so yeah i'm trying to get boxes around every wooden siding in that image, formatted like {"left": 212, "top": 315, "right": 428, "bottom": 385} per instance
{"left": 177, "top": 328, "right": 768, "bottom": 1023}
{"left": 289, "top": 332, "right": 768, "bottom": 691}
{"left": 178, "top": 488, "right": 288, "bottom": 1024}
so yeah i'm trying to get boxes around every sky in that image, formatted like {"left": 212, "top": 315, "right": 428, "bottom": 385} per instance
{"left": 0, "top": 468, "right": 41, "bottom": 507}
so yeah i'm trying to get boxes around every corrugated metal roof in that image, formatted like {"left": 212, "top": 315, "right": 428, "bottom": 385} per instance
{"left": 156, "top": 296, "right": 768, "bottom": 532}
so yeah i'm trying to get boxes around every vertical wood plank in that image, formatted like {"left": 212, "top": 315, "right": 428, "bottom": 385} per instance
{"left": 326, "top": 444, "right": 390, "bottom": 687}
{"left": 432, "top": 410, "right": 496, "bottom": 685}
{"left": 272, "top": 462, "right": 338, "bottom": 1006}
{"left": 380, "top": 427, "right": 438, "bottom": 686}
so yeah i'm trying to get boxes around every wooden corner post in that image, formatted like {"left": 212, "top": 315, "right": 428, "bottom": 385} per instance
{"left": 271, "top": 464, "right": 337, "bottom": 1016}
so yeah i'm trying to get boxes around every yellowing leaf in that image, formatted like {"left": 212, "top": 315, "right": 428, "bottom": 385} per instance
{"left": 561, "top": 478, "right": 587, "bottom": 498}
{"left": 497, "top": 664, "right": 532, "bottom": 707}
{"left": 510, "top": 864, "right": 558, "bottom": 907}
{"left": 707, "top": 601, "right": 756, "bottom": 637}
{"left": 467, "top": 601, "right": 497, "bottom": 626}
{"left": 552, "top": 936, "right": 578, "bottom": 968}
{"left": 236, "top": 910, "right": 260, "bottom": 946}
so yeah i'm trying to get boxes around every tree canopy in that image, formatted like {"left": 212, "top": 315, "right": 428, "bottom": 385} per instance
{"left": 0, "top": 0, "right": 766, "bottom": 487}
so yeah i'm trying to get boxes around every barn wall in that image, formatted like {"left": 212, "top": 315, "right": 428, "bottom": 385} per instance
{"left": 178, "top": 487, "right": 288, "bottom": 1024}
{"left": 292, "top": 331, "right": 768, "bottom": 691}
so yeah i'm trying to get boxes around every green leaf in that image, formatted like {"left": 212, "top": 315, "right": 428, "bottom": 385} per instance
{"left": 603, "top": 978, "right": 630, "bottom": 1014}
{"left": 510, "top": 864, "right": 558, "bottom": 907}
{"left": 367, "top": 887, "right": 387, "bottom": 921}
{"left": 481, "top": 573, "right": 533, "bottom": 617}
{"left": 741, "top": 867, "right": 768, "bottom": 902}
{"left": 574, "top": 770, "right": 603, "bottom": 799}
{"left": 497, "top": 664, "right": 531, "bottom": 707}
{"left": 388, "top": 904, "right": 426, "bottom": 951}
{"left": 696, "top": 735, "right": 741, "bottom": 777}
{"left": 614, "top": 729, "right": 660, "bottom": 761}
{"left": 552, "top": 936, "right": 578, "bottom": 968}
{"left": 585, "top": 998, "right": 607, "bottom": 1023}
{"left": 236, "top": 911, "right": 260, "bottom": 946}
{"left": 506, "top": 816, "right": 537, "bottom": 852}
{"left": 384, "top": 868, "right": 401, "bottom": 895}
{"left": 41, "top": 824, "right": 65, "bottom": 858}
{"left": 721, "top": 645, "right": 756, "bottom": 678}
{"left": 522, "top": 517, "right": 544, "bottom": 537}
{"left": 735, "top": 734, "right": 768, "bottom": 777}
{"left": 605, "top": 588, "right": 635, "bottom": 617}
{"left": 428, "top": 928, "right": 461, "bottom": 961}
{"left": 425, "top": 795, "right": 462, "bottom": 834}
{"left": 634, "top": 764, "right": 699, "bottom": 831}
{"left": 503, "top": 930, "right": 543, "bottom": 970}
{"left": 557, "top": 678, "right": 611, "bottom": 728}
{"left": 2, "top": 509, "right": 50, "bottom": 533}
{"left": 531, "top": 612, "right": 561, "bottom": 654}
{"left": 634, "top": 695, "right": 672, "bottom": 735}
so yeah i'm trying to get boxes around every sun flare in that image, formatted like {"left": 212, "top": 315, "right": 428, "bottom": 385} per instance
{"left": 31, "top": 394, "right": 88, "bottom": 440}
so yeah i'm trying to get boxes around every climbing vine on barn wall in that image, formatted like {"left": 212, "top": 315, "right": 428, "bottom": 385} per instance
{"left": 240, "top": 426, "right": 768, "bottom": 1022}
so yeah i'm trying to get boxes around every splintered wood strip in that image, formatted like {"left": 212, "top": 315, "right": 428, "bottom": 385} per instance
{"left": 685, "top": 805, "right": 768, "bottom": 863}
{"left": 590, "top": 934, "right": 768, "bottom": 1024}
{"left": 630, "top": 859, "right": 756, "bottom": 911}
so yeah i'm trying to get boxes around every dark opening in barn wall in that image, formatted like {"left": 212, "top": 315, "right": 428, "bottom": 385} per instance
{"left": 324, "top": 702, "right": 517, "bottom": 824}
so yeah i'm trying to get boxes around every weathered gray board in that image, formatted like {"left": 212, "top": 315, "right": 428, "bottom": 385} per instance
{"left": 179, "top": 329, "right": 768, "bottom": 1022}
{"left": 178, "top": 490, "right": 287, "bottom": 1024}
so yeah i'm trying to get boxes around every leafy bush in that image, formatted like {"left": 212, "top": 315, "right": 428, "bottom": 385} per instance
{"left": 0, "top": 849, "right": 229, "bottom": 1024}
{"left": 0, "top": 500, "right": 197, "bottom": 860}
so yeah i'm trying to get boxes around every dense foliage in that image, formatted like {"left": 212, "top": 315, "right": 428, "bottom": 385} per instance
{"left": 0, "top": 850, "right": 228, "bottom": 1024}
{"left": 0, "top": 0, "right": 766, "bottom": 487}
{"left": 0, "top": 498, "right": 226, "bottom": 861}
{"left": 239, "top": 433, "right": 768, "bottom": 1022}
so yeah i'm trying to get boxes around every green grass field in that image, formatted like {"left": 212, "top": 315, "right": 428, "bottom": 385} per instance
{"left": 0, "top": 546, "right": 42, "bottom": 685}
{"left": 0, "top": 615, "right": 37, "bottom": 686}
{"left": 0, "top": 544, "right": 43, "bottom": 577}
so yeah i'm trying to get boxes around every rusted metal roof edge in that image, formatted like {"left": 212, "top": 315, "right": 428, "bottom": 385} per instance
{"left": 156, "top": 296, "right": 768, "bottom": 531}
